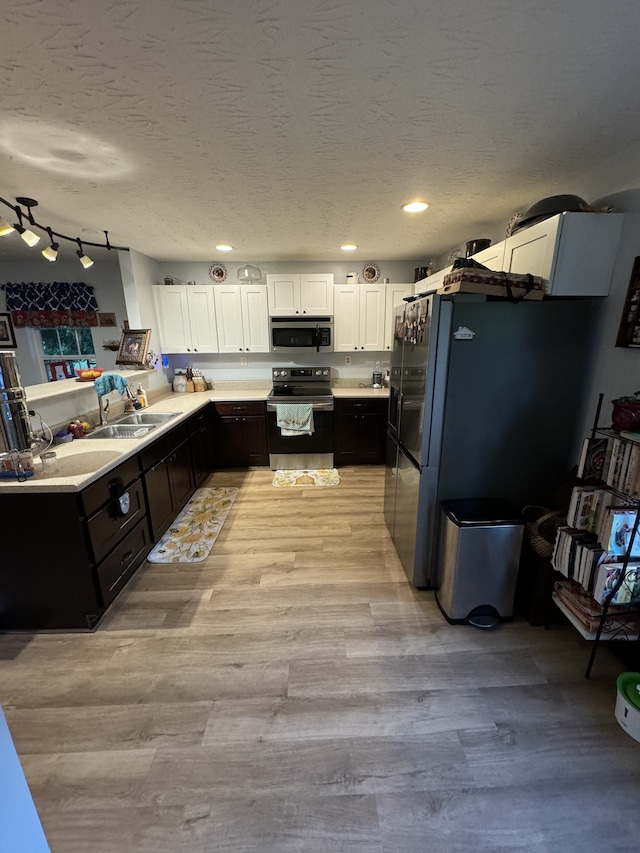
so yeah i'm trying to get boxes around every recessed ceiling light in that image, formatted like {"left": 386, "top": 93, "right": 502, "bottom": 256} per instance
{"left": 215, "top": 244, "right": 234, "bottom": 252}
{"left": 402, "top": 201, "right": 429, "bottom": 213}
{"left": 340, "top": 243, "right": 358, "bottom": 251}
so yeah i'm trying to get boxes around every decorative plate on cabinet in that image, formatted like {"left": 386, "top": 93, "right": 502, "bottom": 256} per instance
{"left": 209, "top": 263, "right": 227, "bottom": 283}
{"left": 362, "top": 262, "right": 380, "bottom": 283}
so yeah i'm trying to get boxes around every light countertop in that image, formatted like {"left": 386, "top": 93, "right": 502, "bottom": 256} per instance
{"left": 0, "top": 385, "right": 388, "bottom": 493}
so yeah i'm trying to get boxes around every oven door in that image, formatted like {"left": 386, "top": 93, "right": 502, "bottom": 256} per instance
{"left": 266, "top": 399, "right": 334, "bottom": 469}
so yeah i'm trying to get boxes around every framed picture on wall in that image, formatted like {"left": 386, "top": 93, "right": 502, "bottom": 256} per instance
{"left": 97, "top": 312, "right": 117, "bottom": 327}
{"left": 116, "top": 328, "right": 151, "bottom": 367}
{"left": 0, "top": 312, "right": 17, "bottom": 348}
{"left": 49, "top": 361, "right": 70, "bottom": 381}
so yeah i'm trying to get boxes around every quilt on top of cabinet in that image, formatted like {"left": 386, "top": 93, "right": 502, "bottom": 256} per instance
{"left": 440, "top": 267, "right": 546, "bottom": 300}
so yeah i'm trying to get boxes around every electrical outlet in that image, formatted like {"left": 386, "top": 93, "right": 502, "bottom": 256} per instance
{"left": 344, "top": 355, "right": 351, "bottom": 365}
{"left": 240, "top": 356, "right": 248, "bottom": 366}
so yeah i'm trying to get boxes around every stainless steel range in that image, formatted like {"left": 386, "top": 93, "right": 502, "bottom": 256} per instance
{"left": 266, "top": 367, "right": 334, "bottom": 470}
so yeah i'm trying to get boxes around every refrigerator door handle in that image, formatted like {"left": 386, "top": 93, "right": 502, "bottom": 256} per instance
{"left": 397, "top": 390, "right": 403, "bottom": 436}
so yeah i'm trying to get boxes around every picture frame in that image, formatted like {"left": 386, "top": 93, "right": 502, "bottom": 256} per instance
{"left": 97, "top": 311, "right": 117, "bottom": 327}
{"left": 49, "top": 361, "right": 70, "bottom": 381}
{"left": 115, "top": 328, "right": 151, "bottom": 367}
{"left": 0, "top": 312, "right": 17, "bottom": 348}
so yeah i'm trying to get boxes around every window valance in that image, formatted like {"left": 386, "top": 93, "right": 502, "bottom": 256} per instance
{"left": 2, "top": 282, "right": 99, "bottom": 327}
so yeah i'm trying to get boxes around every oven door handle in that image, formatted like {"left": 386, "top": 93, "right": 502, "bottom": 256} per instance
{"left": 267, "top": 400, "right": 334, "bottom": 412}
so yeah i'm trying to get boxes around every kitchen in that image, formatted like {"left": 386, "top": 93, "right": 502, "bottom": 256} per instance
{"left": 3, "top": 1, "right": 640, "bottom": 850}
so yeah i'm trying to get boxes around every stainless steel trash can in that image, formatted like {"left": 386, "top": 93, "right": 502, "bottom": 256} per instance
{"left": 435, "top": 498, "right": 524, "bottom": 627}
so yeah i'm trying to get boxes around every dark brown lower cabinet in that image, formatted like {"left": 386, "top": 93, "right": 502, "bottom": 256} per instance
{"left": 212, "top": 401, "right": 268, "bottom": 467}
{"left": 0, "top": 454, "right": 149, "bottom": 631}
{"left": 189, "top": 407, "right": 214, "bottom": 486}
{"left": 141, "top": 421, "right": 195, "bottom": 541}
{"left": 334, "top": 398, "right": 387, "bottom": 465}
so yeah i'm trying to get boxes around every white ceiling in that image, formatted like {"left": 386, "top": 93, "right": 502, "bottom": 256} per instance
{"left": 1, "top": 0, "right": 640, "bottom": 265}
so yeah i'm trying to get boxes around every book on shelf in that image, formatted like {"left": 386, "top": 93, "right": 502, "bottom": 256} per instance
{"left": 553, "top": 579, "right": 640, "bottom": 636}
{"left": 577, "top": 436, "right": 609, "bottom": 480}
{"left": 551, "top": 526, "right": 598, "bottom": 581}
{"left": 619, "top": 430, "right": 640, "bottom": 443}
{"left": 593, "top": 562, "right": 640, "bottom": 605}
{"left": 598, "top": 507, "right": 640, "bottom": 557}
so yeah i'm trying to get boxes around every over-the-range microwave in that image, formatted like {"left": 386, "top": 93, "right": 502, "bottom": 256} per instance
{"left": 269, "top": 316, "right": 334, "bottom": 352}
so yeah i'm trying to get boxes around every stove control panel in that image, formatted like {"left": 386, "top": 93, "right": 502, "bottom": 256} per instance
{"left": 271, "top": 367, "right": 331, "bottom": 381}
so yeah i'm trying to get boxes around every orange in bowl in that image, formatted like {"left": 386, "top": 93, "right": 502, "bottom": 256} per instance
{"left": 75, "top": 367, "right": 104, "bottom": 381}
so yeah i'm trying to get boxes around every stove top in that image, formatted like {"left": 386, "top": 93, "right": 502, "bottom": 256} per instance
{"left": 269, "top": 366, "right": 332, "bottom": 401}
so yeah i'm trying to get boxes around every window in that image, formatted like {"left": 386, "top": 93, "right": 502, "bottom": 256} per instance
{"left": 39, "top": 327, "right": 97, "bottom": 381}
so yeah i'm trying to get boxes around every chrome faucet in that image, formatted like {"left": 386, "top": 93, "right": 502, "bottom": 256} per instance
{"left": 98, "top": 396, "right": 110, "bottom": 425}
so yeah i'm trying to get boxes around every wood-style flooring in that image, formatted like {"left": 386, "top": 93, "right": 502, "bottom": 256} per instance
{"left": 1, "top": 466, "right": 639, "bottom": 852}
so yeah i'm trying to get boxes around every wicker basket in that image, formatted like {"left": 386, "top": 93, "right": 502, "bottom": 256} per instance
{"left": 522, "top": 505, "right": 566, "bottom": 559}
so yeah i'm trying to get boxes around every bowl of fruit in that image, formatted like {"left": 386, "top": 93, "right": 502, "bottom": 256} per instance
{"left": 74, "top": 367, "right": 104, "bottom": 382}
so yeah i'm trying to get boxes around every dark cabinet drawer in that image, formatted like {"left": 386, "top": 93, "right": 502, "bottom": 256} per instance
{"left": 81, "top": 455, "right": 141, "bottom": 517}
{"left": 87, "top": 477, "right": 147, "bottom": 564}
{"left": 213, "top": 401, "right": 266, "bottom": 416}
{"left": 96, "top": 518, "right": 150, "bottom": 607}
{"left": 335, "top": 398, "right": 388, "bottom": 415}
{"left": 139, "top": 421, "right": 190, "bottom": 471}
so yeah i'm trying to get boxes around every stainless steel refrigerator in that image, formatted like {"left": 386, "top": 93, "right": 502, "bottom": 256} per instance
{"left": 384, "top": 292, "right": 599, "bottom": 588}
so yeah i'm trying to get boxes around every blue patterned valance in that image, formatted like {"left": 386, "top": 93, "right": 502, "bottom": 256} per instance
{"left": 2, "top": 282, "right": 99, "bottom": 327}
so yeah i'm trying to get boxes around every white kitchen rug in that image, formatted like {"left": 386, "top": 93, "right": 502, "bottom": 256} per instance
{"left": 272, "top": 469, "right": 340, "bottom": 487}
{"left": 147, "top": 487, "right": 238, "bottom": 563}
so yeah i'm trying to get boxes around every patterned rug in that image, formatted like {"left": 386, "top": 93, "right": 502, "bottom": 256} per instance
{"left": 272, "top": 468, "right": 340, "bottom": 487}
{"left": 147, "top": 487, "right": 238, "bottom": 563}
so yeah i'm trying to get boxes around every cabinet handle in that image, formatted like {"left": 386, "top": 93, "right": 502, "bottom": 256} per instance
{"left": 187, "top": 348, "right": 191, "bottom": 352}
{"left": 194, "top": 348, "right": 198, "bottom": 352}
{"left": 120, "top": 549, "right": 133, "bottom": 565}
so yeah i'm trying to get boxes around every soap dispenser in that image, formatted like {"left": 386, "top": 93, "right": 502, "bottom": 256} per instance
{"left": 372, "top": 360, "right": 382, "bottom": 389}
{"left": 136, "top": 385, "right": 147, "bottom": 408}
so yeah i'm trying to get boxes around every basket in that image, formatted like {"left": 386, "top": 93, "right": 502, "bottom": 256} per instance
{"left": 522, "top": 505, "right": 566, "bottom": 558}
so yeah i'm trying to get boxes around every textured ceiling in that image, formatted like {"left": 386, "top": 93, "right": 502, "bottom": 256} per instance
{"left": 1, "top": 0, "right": 640, "bottom": 264}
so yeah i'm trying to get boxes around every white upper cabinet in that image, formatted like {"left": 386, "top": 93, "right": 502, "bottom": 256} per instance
{"left": 503, "top": 212, "right": 624, "bottom": 296}
{"left": 267, "top": 273, "right": 334, "bottom": 316}
{"left": 383, "top": 284, "right": 413, "bottom": 351}
{"left": 470, "top": 242, "right": 505, "bottom": 271}
{"left": 153, "top": 285, "right": 218, "bottom": 354}
{"left": 214, "top": 284, "right": 269, "bottom": 353}
{"left": 334, "top": 284, "right": 387, "bottom": 351}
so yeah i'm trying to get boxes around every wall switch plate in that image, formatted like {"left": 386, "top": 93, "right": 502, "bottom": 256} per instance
{"left": 344, "top": 355, "right": 352, "bottom": 365}
{"left": 240, "top": 356, "right": 248, "bottom": 366}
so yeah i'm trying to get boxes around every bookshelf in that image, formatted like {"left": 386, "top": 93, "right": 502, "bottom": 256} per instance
{"left": 552, "top": 393, "right": 640, "bottom": 677}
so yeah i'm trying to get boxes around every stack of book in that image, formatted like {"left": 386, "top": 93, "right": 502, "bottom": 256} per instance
{"left": 553, "top": 579, "right": 640, "bottom": 639}
{"left": 577, "top": 433, "right": 640, "bottom": 495}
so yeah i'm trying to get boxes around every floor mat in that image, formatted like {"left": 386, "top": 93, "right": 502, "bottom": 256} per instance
{"left": 272, "top": 468, "right": 340, "bottom": 487}
{"left": 147, "top": 486, "right": 238, "bottom": 563}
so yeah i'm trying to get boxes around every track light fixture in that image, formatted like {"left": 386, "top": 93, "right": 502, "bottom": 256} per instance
{"left": 76, "top": 238, "right": 94, "bottom": 269}
{"left": 0, "top": 194, "right": 128, "bottom": 266}
{"left": 42, "top": 227, "right": 59, "bottom": 262}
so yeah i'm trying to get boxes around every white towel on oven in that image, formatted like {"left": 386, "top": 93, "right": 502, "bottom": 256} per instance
{"left": 276, "top": 403, "right": 315, "bottom": 436}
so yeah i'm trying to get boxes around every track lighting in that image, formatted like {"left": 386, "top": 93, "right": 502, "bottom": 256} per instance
{"left": 76, "top": 239, "right": 94, "bottom": 269}
{"left": 0, "top": 194, "right": 127, "bottom": 265}
{"left": 41, "top": 228, "right": 59, "bottom": 262}
{"left": 0, "top": 217, "right": 15, "bottom": 236}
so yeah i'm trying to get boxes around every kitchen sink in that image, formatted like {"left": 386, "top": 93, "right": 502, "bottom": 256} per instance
{"left": 85, "top": 423, "right": 160, "bottom": 440}
{"left": 117, "top": 412, "right": 180, "bottom": 425}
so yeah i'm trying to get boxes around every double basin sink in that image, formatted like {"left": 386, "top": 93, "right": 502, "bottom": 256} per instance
{"left": 86, "top": 411, "right": 180, "bottom": 440}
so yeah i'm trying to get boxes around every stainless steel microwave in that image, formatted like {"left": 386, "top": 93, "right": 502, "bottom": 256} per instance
{"left": 269, "top": 316, "right": 334, "bottom": 352}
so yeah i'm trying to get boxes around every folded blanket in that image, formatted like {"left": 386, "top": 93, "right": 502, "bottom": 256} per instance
{"left": 276, "top": 403, "right": 314, "bottom": 436}
{"left": 94, "top": 372, "right": 130, "bottom": 397}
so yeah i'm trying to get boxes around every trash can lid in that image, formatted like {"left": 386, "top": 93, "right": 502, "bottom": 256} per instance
{"left": 441, "top": 498, "right": 522, "bottom": 526}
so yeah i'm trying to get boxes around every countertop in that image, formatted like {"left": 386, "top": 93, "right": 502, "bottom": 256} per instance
{"left": 0, "top": 385, "right": 389, "bottom": 494}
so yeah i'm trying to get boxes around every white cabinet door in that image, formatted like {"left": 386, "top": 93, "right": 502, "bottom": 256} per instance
{"left": 213, "top": 285, "right": 245, "bottom": 353}
{"left": 333, "top": 285, "right": 361, "bottom": 351}
{"left": 471, "top": 241, "right": 505, "bottom": 271}
{"left": 266, "top": 275, "right": 301, "bottom": 316}
{"left": 384, "top": 284, "right": 413, "bottom": 351}
{"left": 359, "top": 285, "right": 386, "bottom": 351}
{"left": 504, "top": 212, "right": 623, "bottom": 296}
{"left": 334, "top": 284, "right": 386, "bottom": 351}
{"left": 153, "top": 286, "right": 191, "bottom": 353}
{"left": 415, "top": 266, "right": 453, "bottom": 295}
{"left": 214, "top": 284, "right": 269, "bottom": 353}
{"left": 240, "top": 285, "right": 269, "bottom": 352}
{"left": 301, "top": 273, "right": 334, "bottom": 314}
{"left": 267, "top": 273, "right": 334, "bottom": 315}
{"left": 187, "top": 287, "right": 218, "bottom": 353}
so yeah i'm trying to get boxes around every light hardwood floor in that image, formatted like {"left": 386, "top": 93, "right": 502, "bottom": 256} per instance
{"left": 1, "top": 466, "right": 639, "bottom": 852}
